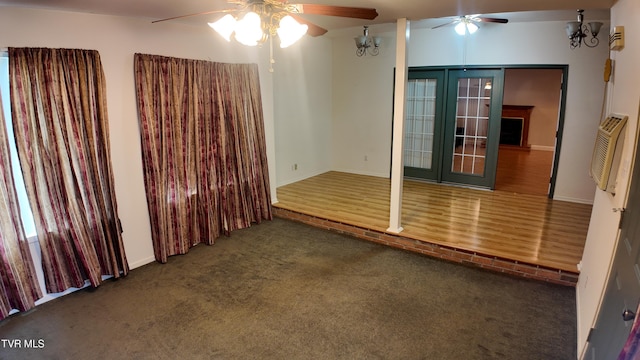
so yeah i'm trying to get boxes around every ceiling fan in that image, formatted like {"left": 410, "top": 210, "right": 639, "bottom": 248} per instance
{"left": 432, "top": 14, "right": 508, "bottom": 35}
{"left": 153, "top": 0, "right": 379, "bottom": 45}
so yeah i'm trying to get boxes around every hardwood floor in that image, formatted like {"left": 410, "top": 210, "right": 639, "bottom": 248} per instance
{"left": 495, "top": 147, "right": 554, "bottom": 196}
{"left": 274, "top": 171, "right": 592, "bottom": 277}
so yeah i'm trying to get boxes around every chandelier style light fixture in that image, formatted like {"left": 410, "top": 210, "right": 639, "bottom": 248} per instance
{"left": 354, "top": 26, "right": 381, "bottom": 56}
{"left": 565, "top": 9, "right": 603, "bottom": 49}
{"left": 209, "top": 2, "right": 308, "bottom": 48}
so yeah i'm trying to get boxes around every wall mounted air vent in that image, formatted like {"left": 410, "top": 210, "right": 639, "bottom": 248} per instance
{"left": 610, "top": 26, "right": 625, "bottom": 51}
{"left": 591, "top": 114, "right": 628, "bottom": 194}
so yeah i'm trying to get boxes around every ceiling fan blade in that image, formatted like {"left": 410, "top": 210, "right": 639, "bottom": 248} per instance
{"left": 431, "top": 20, "right": 459, "bottom": 29}
{"left": 152, "top": 9, "right": 234, "bottom": 23}
{"left": 475, "top": 17, "right": 508, "bottom": 24}
{"left": 289, "top": 14, "right": 328, "bottom": 37}
{"left": 291, "top": 4, "right": 378, "bottom": 20}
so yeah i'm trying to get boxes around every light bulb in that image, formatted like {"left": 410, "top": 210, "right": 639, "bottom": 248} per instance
{"left": 234, "top": 12, "right": 263, "bottom": 46}
{"left": 209, "top": 14, "right": 236, "bottom": 42}
{"left": 278, "top": 15, "right": 308, "bottom": 48}
{"left": 467, "top": 22, "right": 478, "bottom": 34}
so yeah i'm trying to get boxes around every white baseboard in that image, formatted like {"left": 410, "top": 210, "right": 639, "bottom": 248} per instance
{"left": 576, "top": 284, "right": 587, "bottom": 360}
{"left": 33, "top": 283, "right": 89, "bottom": 307}
{"left": 128, "top": 256, "right": 156, "bottom": 270}
{"left": 553, "top": 195, "right": 594, "bottom": 205}
{"left": 331, "top": 168, "right": 389, "bottom": 178}
{"left": 530, "top": 145, "right": 555, "bottom": 152}
{"left": 276, "top": 168, "right": 389, "bottom": 188}
{"left": 276, "top": 168, "right": 331, "bottom": 187}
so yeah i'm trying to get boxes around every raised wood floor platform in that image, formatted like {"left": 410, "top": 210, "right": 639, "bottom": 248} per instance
{"left": 273, "top": 171, "right": 593, "bottom": 286}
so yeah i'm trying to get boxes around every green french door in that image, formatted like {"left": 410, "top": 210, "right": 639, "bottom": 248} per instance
{"left": 441, "top": 69, "right": 503, "bottom": 188}
{"left": 403, "top": 68, "right": 504, "bottom": 189}
{"left": 403, "top": 70, "right": 445, "bottom": 181}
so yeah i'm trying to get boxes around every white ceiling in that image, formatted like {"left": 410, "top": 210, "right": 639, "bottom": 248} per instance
{"left": 0, "top": 0, "right": 614, "bottom": 32}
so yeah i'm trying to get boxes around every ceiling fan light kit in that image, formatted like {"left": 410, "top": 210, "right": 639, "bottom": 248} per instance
{"left": 454, "top": 21, "right": 478, "bottom": 35}
{"left": 208, "top": 3, "right": 308, "bottom": 48}
{"left": 565, "top": 9, "right": 603, "bottom": 49}
{"left": 155, "top": 0, "right": 378, "bottom": 69}
{"left": 432, "top": 14, "right": 508, "bottom": 35}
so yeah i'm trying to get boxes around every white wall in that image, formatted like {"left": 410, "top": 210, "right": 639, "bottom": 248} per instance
{"left": 272, "top": 36, "right": 334, "bottom": 187}
{"left": 0, "top": 7, "right": 277, "bottom": 270}
{"left": 331, "top": 19, "right": 610, "bottom": 203}
{"left": 331, "top": 31, "right": 397, "bottom": 178}
{"left": 577, "top": 0, "right": 640, "bottom": 357}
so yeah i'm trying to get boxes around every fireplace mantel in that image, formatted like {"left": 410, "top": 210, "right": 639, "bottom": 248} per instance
{"left": 501, "top": 105, "right": 534, "bottom": 149}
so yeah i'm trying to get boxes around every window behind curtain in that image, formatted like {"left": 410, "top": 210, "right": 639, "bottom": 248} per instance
{"left": 0, "top": 53, "right": 36, "bottom": 238}
{"left": 134, "top": 54, "right": 272, "bottom": 263}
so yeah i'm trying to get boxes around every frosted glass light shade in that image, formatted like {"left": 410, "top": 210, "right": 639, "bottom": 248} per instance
{"left": 234, "top": 12, "right": 263, "bottom": 46}
{"left": 466, "top": 22, "right": 478, "bottom": 34}
{"left": 566, "top": 21, "right": 580, "bottom": 37}
{"left": 277, "top": 15, "right": 308, "bottom": 48}
{"left": 589, "top": 22, "right": 603, "bottom": 36}
{"left": 209, "top": 14, "right": 236, "bottom": 42}
{"left": 455, "top": 22, "right": 466, "bottom": 35}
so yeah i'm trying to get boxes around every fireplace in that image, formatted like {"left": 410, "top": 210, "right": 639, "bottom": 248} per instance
{"left": 500, "top": 105, "right": 533, "bottom": 149}
{"left": 500, "top": 117, "right": 524, "bottom": 146}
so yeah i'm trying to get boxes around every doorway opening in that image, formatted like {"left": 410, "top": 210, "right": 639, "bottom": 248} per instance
{"left": 401, "top": 65, "right": 567, "bottom": 198}
{"left": 495, "top": 68, "right": 565, "bottom": 197}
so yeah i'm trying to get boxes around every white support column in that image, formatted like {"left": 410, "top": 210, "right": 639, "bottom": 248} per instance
{"left": 387, "top": 18, "right": 409, "bottom": 233}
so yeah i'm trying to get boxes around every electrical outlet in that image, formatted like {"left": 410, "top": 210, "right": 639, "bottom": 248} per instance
{"left": 294, "top": 163, "right": 298, "bottom": 171}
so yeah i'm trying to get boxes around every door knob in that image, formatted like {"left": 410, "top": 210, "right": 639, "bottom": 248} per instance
{"left": 623, "top": 309, "right": 636, "bottom": 321}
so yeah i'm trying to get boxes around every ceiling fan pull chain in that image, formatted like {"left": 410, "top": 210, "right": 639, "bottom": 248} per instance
{"left": 269, "top": 36, "right": 275, "bottom": 73}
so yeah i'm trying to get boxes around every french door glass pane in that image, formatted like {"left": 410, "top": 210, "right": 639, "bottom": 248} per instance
{"left": 451, "top": 77, "right": 492, "bottom": 176}
{"left": 404, "top": 78, "right": 437, "bottom": 169}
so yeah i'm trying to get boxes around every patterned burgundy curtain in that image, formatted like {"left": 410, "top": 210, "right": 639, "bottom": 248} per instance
{"left": 134, "top": 54, "right": 272, "bottom": 263}
{"left": 9, "top": 48, "right": 129, "bottom": 293}
{"left": 0, "top": 92, "right": 42, "bottom": 320}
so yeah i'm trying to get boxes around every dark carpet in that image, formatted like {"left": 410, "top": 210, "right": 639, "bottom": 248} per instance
{"left": 0, "top": 217, "right": 576, "bottom": 359}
